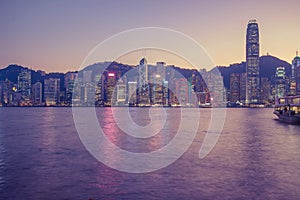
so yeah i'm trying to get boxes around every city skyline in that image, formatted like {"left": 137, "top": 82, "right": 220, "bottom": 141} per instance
{"left": 1, "top": 0, "right": 300, "bottom": 72}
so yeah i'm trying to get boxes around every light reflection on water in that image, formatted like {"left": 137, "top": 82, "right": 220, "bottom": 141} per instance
{"left": 0, "top": 107, "right": 299, "bottom": 199}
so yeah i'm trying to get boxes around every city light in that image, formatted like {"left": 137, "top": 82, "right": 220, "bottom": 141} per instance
{"left": 108, "top": 73, "right": 115, "bottom": 77}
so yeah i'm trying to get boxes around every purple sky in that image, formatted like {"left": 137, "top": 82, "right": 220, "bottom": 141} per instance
{"left": 0, "top": 0, "right": 300, "bottom": 72}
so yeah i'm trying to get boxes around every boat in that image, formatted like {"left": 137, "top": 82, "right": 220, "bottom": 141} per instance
{"left": 273, "top": 95, "right": 300, "bottom": 124}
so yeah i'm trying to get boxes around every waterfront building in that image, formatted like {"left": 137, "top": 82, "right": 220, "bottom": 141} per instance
{"left": 127, "top": 81, "right": 137, "bottom": 106}
{"left": 246, "top": 19, "right": 260, "bottom": 104}
{"left": 32, "top": 82, "right": 43, "bottom": 105}
{"left": 1, "top": 79, "right": 14, "bottom": 105}
{"left": 44, "top": 78, "right": 60, "bottom": 106}
{"left": 138, "top": 58, "right": 150, "bottom": 105}
{"left": 82, "top": 83, "right": 95, "bottom": 106}
{"left": 261, "top": 77, "right": 272, "bottom": 104}
{"left": 275, "top": 66, "right": 287, "bottom": 99}
{"left": 230, "top": 73, "right": 240, "bottom": 103}
{"left": 65, "top": 72, "right": 78, "bottom": 105}
{"left": 292, "top": 51, "right": 300, "bottom": 95}
{"left": 95, "top": 74, "right": 105, "bottom": 106}
{"left": 18, "top": 68, "right": 31, "bottom": 103}
{"left": 116, "top": 84, "right": 127, "bottom": 106}
{"left": 175, "top": 78, "right": 189, "bottom": 106}
{"left": 105, "top": 71, "right": 117, "bottom": 106}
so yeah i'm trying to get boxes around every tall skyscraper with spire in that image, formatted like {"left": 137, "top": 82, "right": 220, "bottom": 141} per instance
{"left": 246, "top": 19, "right": 260, "bottom": 104}
{"left": 138, "top": 57, "right": 150, "bottom": 105}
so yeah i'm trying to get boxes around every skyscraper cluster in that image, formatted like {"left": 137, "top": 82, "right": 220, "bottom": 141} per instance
{"left": 226, "top": 20, "right": 300, "bottom": 107}
{"left": 0, "top": 60, "right": 217, "bottom": 107}
{"left": 1, "top": 19, "right": 298, "bottom": 107}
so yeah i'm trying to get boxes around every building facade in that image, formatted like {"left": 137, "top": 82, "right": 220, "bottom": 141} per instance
{"left": 292, "top": 52, "right": 300, "bottom": 95}
{"left": 275, "top": 66, "right": 287, "bottom": 99}
{"left": 246, "top": 19, "right": 260, "bottom": 104}
{"left": 44, "top": 78, "right": 60, "bottom": 106}
{"left": 18, "top": 68, "right": 32, "bottom": 103}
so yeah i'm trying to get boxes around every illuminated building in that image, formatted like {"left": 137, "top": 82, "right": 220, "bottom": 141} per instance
{"left": 154, "top": 62, "right": 166, "bottom": 105}
{"left": 95, "top": 74, "right": 105, "bottom": 106}
{"left": 201, "top": 69, "right": 226, "bottom": 107}
{"left": 292, "top": 51, "right": 300, "bottom": 95}
{"left": 246, "top": 19, "right": 260, "bottom": 104}
{"left": 261, "top": 77, "right": 271, "bottom": 104}
{"left": 105, "top": 71, "right": 117, "bottom": 105}
{"left": 230, "top": 73, "right": 240, "bottom": 103}
{"left": 175, "top": 78, "right": 189, "bottom": 106}
{"left": 229, "top": 73, "right": 246, "bottom": 104}
{"left": 64, "top": 72, "right": 78, "bottom": 105}
{"left": 138, "top": 58, "right": 150, "bottom": 105}
{"left": 83, "top": 70, "right": 92, "bottom": 84}
{"left": 128, "top": 81, "right": 137, "bottom": 106}
{"left": 163, "top": 80, "right": 169, "bottom": 106}
{"left": 18, "top": 68, "right": 31, "bottom": 102}
{"left": 32, "top": 82, "right": 43, "bottom": 105}
{"left": 239, "top": 73, "right": 246, "bottom": 103}
{"left": 275, "top": 66, "right": 287, "bottom": 99}
{"left": 116, "top": 84, "right": 126, "bottom": 106}
{"left": 44, "top": 78, "right": 60, "bottom": 106}
{"left": 1, "top": 79, "right": 13, "bottom": 105}
{"left": 83, "top": 82, "right": 95, "bottom": 106}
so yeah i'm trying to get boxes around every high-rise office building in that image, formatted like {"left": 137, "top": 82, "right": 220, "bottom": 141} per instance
{"left": 64, "top": 72, "right": 78, "bottom": 105}
{"left": 83, "top": 70, "right": 93, "bottom": 84}
{"left": 239, "top": 73, "right": 247, "bottom": 103}
{"left": 229, "top": 73, "right": 247, "bottom": 104}
{"left": 95, "top": 74, "right": 105, "bottom": 106}
{"left": 116, "top": 84, "right": 127, "bottom": 106}
{"left": 32, "top": 82, "right": 43, "bottom": 105}
{"left": 275, "top": 66, "right": 287, "bottom": 99}
{"left": 246, "top": 19, "right": 260, "bottom": 104}
{"left": 138, "top": 57, "right": 150, "bottom": 105}
{"left": 175, "top": 78, "right": 189, "bottom": 106}
{"left": 44, "top": 78, "right": 60, "bottom": 106}
{"left": 153, "top": 62, "right": 166, "bottom": 105}
{"left": 1, "top": 79, "right": 14, "bottom": 105}
{"left": 229, "top": 73, "right": 240, "bottom": 103}
{"left": 128, "top": 81, "right": 137, "bottom": 105}
{"left": 105, "top": 71, "right": 117, "bottom": 105}
{"left": 18, "top": 68, "right": 31, "bottom": 102}
{"left": 260, "top": 77, "right": 271, "bottom": 104}
{"left": 292, "top": 51, "right": 300, "bottom": 95}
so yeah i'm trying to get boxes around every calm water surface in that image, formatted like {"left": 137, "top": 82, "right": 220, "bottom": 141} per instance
{"left": 0, "top": 107, "right": 299, "bottom": 199}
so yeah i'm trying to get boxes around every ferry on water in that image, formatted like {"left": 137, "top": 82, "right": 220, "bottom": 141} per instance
{"left": 274, "top": 95, "right": 300, "bottom": 124}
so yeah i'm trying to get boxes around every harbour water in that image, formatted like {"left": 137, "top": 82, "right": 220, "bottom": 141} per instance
{"left": 0, "top": 107, "right": 300, "bottom": 199}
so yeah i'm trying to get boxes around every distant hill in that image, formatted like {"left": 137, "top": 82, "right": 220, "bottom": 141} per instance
{"left": 0, "top": 64, "right": 44, "bottom": 85}
{"left": 218, "top": 55, "right": 291, "bottom": 89}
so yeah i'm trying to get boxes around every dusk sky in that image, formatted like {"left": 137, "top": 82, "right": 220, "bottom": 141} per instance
{"left": 0, "top": 0, "right": 300, "bottom": 72}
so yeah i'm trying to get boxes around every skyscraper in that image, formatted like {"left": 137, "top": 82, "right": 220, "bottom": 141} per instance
{"left": 275, "top": 66, "right": 287, "bottom": 99}
{"left": 105, "top": 71, "right": 117, "bottom": 105}
{"left": 127, "top": 81, "right": 137, "bottom": 105}
{"left": 32, "top": 82, "right": 43, "bottom": 105}
{"left": 18, "top": 68, "right": 31, "bottom": 102}
{"left": 44, "top": 78, "right": 60, "bottom": 106}
{"left": 291, "top": 51, "right": 300, "bottom": 95}
{"left": 229, "top": 73, "right": 240, "bottom": 103}
{"left": 138, "top": 57, "right": 150, "bottom": 105}
{"left": 154, "top": 62, "right": 166, "bottom": 105}
{"left": 246, "top": 19, "right": 260, "bottom": 104}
